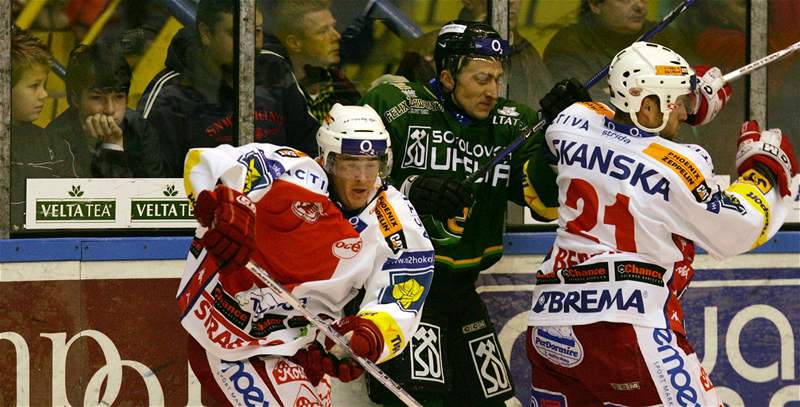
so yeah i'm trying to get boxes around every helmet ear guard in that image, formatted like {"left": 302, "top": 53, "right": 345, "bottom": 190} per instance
{"left": 608, "top": 42, "right": 695, "bottom": 133}
{"left": 316, "top": 104, "right": 393, "bottom": 178}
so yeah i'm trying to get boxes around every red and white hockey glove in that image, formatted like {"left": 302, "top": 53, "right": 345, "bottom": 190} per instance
{"left": 194, "top": 184, "right": 257, "bottom": 273}
{"left": 736, "top": 120, "right": 799, "bottom": 197}
{"left": 320, "top": 315, "right": 384, "bottom": 382}
{"left": 290, "top": 342, "right": 331, "bottom": 386}
{"left": 686, "top": 65, "right": 732, "bottom": 126}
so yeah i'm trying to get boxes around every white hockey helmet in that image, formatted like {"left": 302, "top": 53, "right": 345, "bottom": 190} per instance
{"left": 608, "top": 42, "right": 696, "bottom": 133}
{"left": 317, "top": 103, "right": 392, "bottom": 178}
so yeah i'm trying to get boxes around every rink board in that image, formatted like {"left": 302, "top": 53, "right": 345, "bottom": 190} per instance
{"left": 0, "top": 233, "right": 798, "bottom": 406}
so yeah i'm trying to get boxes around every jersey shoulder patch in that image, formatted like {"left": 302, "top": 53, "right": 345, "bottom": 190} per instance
{"left": 643, "top": 142, "right": 712, "bottom": 202}
{"left": 577, "top": 102, "right": 614, "bottom": 118}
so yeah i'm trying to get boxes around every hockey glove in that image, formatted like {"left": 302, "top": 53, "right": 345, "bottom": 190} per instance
{"left": 406, "top": 175, "right": 474, "bottom": 222}
{"left": 539, "top": 78, "right": 592, "bottom": 124}
{"left": 736, "top": 120, "right": 798, "bottom": 197}
{"left": 194, "top": 185, "right": 257, "bottom": 273}
{"left": 686, "top": 65, "right": 732, "bottom": 126}
{"left": 291, "top": 341, "right": 365, "bottom": 385}
{"left": 326, "top": 315, "right": 384, "bottom": 362}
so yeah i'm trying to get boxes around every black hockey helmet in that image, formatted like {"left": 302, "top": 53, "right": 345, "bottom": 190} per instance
{"left": 433, "top": 20, "right": 509, "bottom": 76}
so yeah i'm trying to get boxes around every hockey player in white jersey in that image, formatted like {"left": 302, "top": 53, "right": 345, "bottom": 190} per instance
{"left": 177, "top": 103, "right": 434, "bottom": 406}
{"left": 526, "top": 42, "right": 798, "bottom": 406}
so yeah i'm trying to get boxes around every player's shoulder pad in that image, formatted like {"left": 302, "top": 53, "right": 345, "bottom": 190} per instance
{"left": 255, "top": 145, "right": 329, "bottom": 196}
{"left": 576, "top": 102, "right": 614, "bottom": 117}
{"left": 183, "top": 144, "right": 247, "bottom": 206}
{"left": 641, "top": 140, "right": 716, "bottom": 203}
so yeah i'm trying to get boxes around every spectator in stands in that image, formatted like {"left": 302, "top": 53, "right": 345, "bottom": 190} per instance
{"left": 270, "top": 0, "right": 361, "bottom": 123}
{"left": 10, "top": 29, "right": 77, "bottom": 231}
{"left": 542, "top": 0, "right": 690, "bottom": 102}
{"left": 45, "top": 42, "right": 165, "bottom": 178}
{"left": 138, "top": 0, "right": 318, "bottom": 177}
{"left": 395, "top": 0, "right": 553, "bottom": 109}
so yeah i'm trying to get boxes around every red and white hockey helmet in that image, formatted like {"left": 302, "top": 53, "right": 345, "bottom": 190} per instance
{"left": 608, "top": 42, "right": 695, "bottom": 133}
{"left": 316, "top": 103, "right": 392, "bottom": 178}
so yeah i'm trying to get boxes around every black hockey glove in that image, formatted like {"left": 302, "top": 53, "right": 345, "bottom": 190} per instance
{"left": 539, "top": 78, "right": 592, "bottom": 124}
{"left": 407, "top": 175, "right": 474, "bottom": 222}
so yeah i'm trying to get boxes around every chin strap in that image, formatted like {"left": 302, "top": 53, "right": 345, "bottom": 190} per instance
{"left": 630, "top": 110, "right": 669, "bottom": 134}
{"left": 428, "top": 78, "right": 473, "bottom": 125}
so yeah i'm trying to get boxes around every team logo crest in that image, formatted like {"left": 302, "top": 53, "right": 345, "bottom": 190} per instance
{"left": 291, "top": 201, "right": 324, "bottom": 223}
{"left": 468, "top": 334, "right": 512, "bottom": 398}
{"left": 237, "top": 150, "right": 285, "bottom": 194}
{"left": 410, "top": 323, "right": 444, "bottom": 383}
{"left": 380, "top": 270, "right": 432, "bottom": 313}
{"left": 496, "top": 106, "right": 519, "bottom": 117}
{"left": 402, "top": 126, "right": 429, "bottom": 169}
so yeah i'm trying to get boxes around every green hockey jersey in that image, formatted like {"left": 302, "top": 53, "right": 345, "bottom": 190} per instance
{"left": 362, "top": 80, "right": 550, "bottom": 278}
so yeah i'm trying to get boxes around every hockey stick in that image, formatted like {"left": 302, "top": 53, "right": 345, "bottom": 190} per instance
{"left": 722, "top": 40, "right": 800, "bottom": 83}
{"left": 464, "top": 0, "right": 696, "bottom": 184}
{"left": 244, "top": 261, "right": 423, "bottom": 407}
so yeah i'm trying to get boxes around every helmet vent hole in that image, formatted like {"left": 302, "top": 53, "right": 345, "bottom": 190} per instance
{"left": 623, "top": 71, "right": 631, "bottom": 78}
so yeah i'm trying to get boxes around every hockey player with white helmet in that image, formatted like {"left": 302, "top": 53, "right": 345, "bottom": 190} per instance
{"left": 177, "top": 103, "right": 433, "bottom": 406}
{"left": 526, "top": 41, "right": 798, "bottom": 406}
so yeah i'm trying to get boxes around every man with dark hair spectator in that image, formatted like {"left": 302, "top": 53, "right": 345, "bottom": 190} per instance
{"left": 45, "top": 42, "right": 164, "bottom": 178}
{"left": 138, "top": 0, "right": 318, "bottom": 177}
{"left": 269, "top": 0, "right": 360, "bottom": 123}
{"left": 543, "top": 0, "right": 690, "bottom": 102}
{"left": 10, "top": 28, "right": 77, "bottom": 231}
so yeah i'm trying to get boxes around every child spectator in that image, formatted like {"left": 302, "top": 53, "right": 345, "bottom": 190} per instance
{"left": 45, "top": 42, "right": 165, "bottom": 177}
{"left": 10, "top": 28, "right": 78, "bottom": 232}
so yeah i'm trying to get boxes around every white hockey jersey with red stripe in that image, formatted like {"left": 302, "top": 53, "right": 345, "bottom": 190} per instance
{"left": 527, "top": 102, "right": 791, "bottom": 334}
{"left": 177, "top": 143, "right": 434, "bottom": 363}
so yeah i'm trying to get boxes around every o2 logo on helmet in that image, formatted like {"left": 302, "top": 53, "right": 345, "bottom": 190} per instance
{"left": 332, "top": 237, "right": 362, "bottom": 259}
{"left": 342, "top": 138, "right": 388, "bottom": 156}
{"left": 219, "top": 361, "right": 269, "bottom": 407}
{"left": 491, "top": 39, "right": 503, "bottom": 54}
{"left": 291, "top": 201, "right": 323, "bottom": 224}
{"left": 360, "top": 140, "right": 375, "bottom": 155}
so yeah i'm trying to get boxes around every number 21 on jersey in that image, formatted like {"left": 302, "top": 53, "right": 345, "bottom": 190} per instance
{"left": 564, "top": 178, "right": 637, "bottom": 252}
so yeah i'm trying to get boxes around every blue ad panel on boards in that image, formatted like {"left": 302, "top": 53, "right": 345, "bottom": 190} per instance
{"left": 1, "top": 233, "right": 798, "bottom": 405}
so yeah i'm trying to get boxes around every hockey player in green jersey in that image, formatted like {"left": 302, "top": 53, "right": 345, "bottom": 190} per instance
{"left": 361, "top": 20, "right": 590, "bottom": 406}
